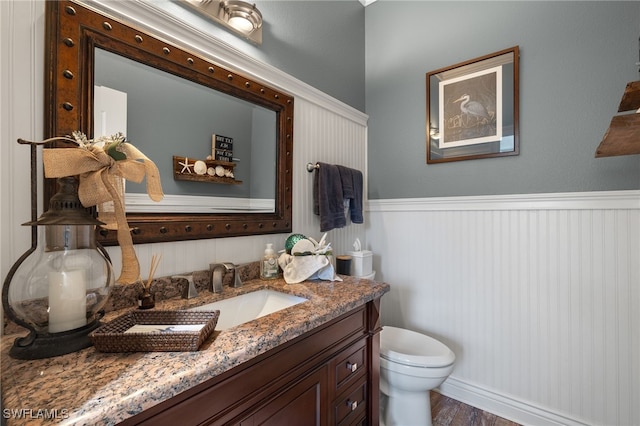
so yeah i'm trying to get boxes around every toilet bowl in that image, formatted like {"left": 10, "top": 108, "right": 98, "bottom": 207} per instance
{"left": 380, "top": 326, "right": 455, "bottom": 426}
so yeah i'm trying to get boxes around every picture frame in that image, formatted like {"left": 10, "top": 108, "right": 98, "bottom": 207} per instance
{"left": 426, "top": 46, "right": 519, "bottom": 163}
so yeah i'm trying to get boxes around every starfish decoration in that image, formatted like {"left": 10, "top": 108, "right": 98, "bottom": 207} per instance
{"left": 179, "top": 157, "right": 193, "bottom": 173}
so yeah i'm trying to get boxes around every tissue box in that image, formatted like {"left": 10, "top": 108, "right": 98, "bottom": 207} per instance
{"left": 346, "top": 250, "right": 372, "bottom": 277}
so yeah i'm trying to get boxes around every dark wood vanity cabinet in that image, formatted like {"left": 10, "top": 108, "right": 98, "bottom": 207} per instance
{"left": 121, "top": 299, "right": 382, "bottom": 426}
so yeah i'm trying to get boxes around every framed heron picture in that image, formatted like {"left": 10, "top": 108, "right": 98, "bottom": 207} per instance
{"left": 426, "top": 46, "right": 519, "bottom": 163}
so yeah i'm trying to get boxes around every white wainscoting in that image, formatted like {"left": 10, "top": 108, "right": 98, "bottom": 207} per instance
{"left": 368, "top": 191, "right": 640, "bottom": 426}
{"left": 105, "top": 97, "right": 368, "bottom": 279}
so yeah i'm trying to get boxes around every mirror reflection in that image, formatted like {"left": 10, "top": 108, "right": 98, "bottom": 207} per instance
{"left": 94, "top": 48, "right": 277, "bottom": 213}
{"left": 45, "top": 0, "right": 294, "bottom": 245}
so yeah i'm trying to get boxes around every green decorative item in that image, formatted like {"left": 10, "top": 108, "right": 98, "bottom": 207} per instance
{"left": 285, "top": 233, "right": 307, "bottom": 254}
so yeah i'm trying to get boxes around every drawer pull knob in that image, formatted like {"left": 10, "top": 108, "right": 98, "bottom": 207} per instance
{"left": 346, "top": 362, "right": 358, "bottom": 372}
{"left": 347, "top": 400, "right": 358, "bottom": 411}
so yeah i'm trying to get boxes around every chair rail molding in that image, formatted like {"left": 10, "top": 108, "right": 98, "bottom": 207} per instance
{"left": 367, "top": 190, "right": 640, "bottom": 212}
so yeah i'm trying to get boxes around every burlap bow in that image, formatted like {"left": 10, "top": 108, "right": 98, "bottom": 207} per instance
{"left": 43, "top": 143, "right": 163, "bottom": 284}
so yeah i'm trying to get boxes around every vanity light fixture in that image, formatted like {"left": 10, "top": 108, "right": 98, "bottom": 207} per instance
{"left": 2, "top": 140, "right": 114, "bottom": 359}
{"left": 179, "top": 0, "right": 263, "bottom": 44}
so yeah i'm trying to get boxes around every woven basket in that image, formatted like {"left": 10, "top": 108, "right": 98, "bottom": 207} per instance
{"left": 90, "top": 310, "right": 219, "bottom": 352}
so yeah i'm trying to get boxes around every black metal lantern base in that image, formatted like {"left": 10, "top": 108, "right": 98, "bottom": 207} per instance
{"left": 8, "top": 320, "right": 102, "bottom": 360}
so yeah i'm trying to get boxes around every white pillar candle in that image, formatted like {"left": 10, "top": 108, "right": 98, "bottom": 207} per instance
{"left": 48, "top": 269, "right": 87, "bottom": 333}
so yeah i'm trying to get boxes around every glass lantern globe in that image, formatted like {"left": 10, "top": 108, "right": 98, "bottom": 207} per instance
{"left": 3, "top": 176, "right": 114, "bottom": 359}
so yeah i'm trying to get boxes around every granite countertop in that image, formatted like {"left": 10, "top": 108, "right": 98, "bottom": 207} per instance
{"left": 1, "top": 276, "right": 389, "bottom": 425}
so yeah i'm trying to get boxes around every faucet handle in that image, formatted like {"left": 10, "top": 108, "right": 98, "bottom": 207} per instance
{"left": 173, "top": 275, "right": 198, "bottom": 299}
{"left": 233, "top": 270, "right": 243, "bottom": 288}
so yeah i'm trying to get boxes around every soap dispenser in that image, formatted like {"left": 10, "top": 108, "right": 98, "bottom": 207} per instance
{"left": 261, "top": 243, "right": 278, "bottom": 279}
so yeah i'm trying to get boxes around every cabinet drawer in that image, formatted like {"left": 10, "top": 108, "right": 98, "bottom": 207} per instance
{"left": 334, "top": 380, "right": 367, "bottom": 426}
{"left": 331, "top": 338, "right": 367, "bottom": 393}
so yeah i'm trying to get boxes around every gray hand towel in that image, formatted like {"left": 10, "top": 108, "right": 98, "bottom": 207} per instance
{"left": 336, "top": 165, "right": 363, "bottom": 224}
{"left": 313, "top": 162, "right": 347, "bottom": 232}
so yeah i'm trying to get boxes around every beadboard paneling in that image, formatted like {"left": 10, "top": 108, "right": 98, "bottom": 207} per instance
{"left": 368, "top": 192, "right": 640, "bottom": 426}
{"left": 0, "top": 0, "right": 46, "bottom": 332}
{"left": 104, "top": 97, "right": 368, "bottom": 278}
{"left": 291, "top": 99, "right": 368, "bottom": 254}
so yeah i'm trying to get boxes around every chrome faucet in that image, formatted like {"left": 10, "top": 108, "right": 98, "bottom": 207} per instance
{"left": 209, "top": 262, "right": 242, "bottom": 293}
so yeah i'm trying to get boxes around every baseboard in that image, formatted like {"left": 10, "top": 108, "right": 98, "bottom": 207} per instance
{"left": 437, "top": 377, "right": 589, "bottom": 426}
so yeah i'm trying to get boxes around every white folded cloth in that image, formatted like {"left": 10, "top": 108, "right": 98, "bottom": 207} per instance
{"left": 278, "top": 253, "right": 342, "bottom": 284}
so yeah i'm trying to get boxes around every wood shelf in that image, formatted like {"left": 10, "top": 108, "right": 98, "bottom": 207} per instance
{"left": 173, "top": 156, "right": 242, "bottom": 185}
{"left": 596, "top": 80, "right": 640, "bottom": 158}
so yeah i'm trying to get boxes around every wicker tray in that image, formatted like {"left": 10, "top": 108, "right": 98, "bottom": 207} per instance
{"left": 90, "top": 310, "right": 219, "bottom": 352}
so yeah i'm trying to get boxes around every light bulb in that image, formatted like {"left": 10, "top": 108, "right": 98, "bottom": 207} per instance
{"left": 228, "top": 16, "right": 254, "bottom": 33}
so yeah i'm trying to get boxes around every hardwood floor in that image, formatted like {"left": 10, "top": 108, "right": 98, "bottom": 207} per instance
{"left": 430, "top": 392, "right": 521, "bottom": 426}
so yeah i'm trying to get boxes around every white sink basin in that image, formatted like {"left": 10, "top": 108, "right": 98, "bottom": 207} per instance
{"left": 190, "top": 289, "right": 308, "bottom": 330}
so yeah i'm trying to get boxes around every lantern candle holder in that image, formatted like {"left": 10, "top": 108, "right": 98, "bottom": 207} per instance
{"left": 2, "top": 140, "right": 114, "bottom": 359}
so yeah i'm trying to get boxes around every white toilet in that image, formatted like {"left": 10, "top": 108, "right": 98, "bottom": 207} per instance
{"left": 380, "top": 326, "right": 455, "bottom": 426}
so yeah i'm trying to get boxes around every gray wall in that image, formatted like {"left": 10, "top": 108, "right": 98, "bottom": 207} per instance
{"left": 366, "top": 1, "right": 640, "bottom": 199}
{"left": 256, "top": 1, "right": 366, "bottom": 112}
{"left": 158, "top": 0, "right": 366, "bottom": 112}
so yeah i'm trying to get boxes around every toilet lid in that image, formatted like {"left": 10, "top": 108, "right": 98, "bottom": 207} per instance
{"left": 380, "top": 326, "right": 455, "bottom": 368}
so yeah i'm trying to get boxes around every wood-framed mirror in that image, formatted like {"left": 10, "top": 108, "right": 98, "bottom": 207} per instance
{"left": 44, "top": 0, "right": 293, "bottom": 245}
